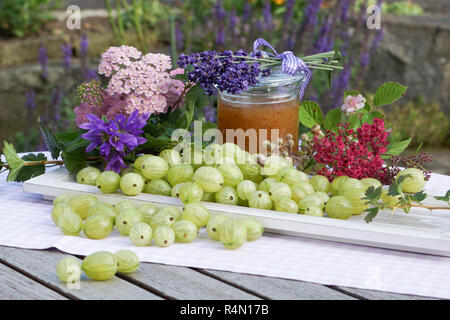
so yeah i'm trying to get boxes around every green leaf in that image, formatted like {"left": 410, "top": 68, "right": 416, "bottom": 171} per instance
{"left": 201, "top": 121, "right": 217, "bottom": 134}
{"left": 3, "top": 141, "right": 24, "bottom": 182}
{"left": 39, "top": 120, "right": 63, "bottom": 159}
{"left": 346, "top": 113, "right": 361, "bottom": 129}
{"left": 373, "top": 82, "right": 408, "bottom": 107}
{"left": 434, "top": 190, "right": 450, "bottom": 204}
{"left": 3, "top": 141, "right": 24, "bottom": 170}
{"left": 363, "top": 186, "right": 382, "bottom": 201}
{"left": 61, "top": 149, "right": 87, "bottom": 174}
{"left": 362, "top": 110, "right": 384, "bottom": 125}
{"left": 388, "top": 181, "right": 401, "bottom": 196}
{"left": 364, "top": 207, "right": 379, "bottom": 223}
{"left": 64, "top": 136, "right": 90, "bottom": 152}
{"left": 344, "top": 90, "right": 360, "bottom": 98}
{"left": 384, "top": 138, "right": 411, "bottom": 157}
{"left": 324, "top": 108, "right": 342, "bottom": 130}
{"left": 183, "top": 84, "right": 208, "bottom": 110}
{"left": 185, "top": 100, "right": 195, "bottom": 129}
{"left": 14, "top": 153, "right": 47, "bottom": 182}
{"left": 411, "top": 191, "right": 427, "bottom": 203}
{"left": 141, "top": 134, "right": 174, "bottom": 153}
{"left": 388, "top": 174, "right": 410, "bottom": 196}
{"left": 55, "top": 131, "right": 81, "bottom": 145}
{"left": 299, "top": 101, "right": 324, "bottom": 128}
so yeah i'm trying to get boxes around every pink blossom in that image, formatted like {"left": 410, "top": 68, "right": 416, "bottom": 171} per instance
{"left": 83, "top": 46, "right": 187, "bottom": 118}
{"left": 341, "top": 94, "right": 366, "bottom": 113}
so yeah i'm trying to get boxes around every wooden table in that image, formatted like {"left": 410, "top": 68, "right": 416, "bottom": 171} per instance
{"left": 0, "top": 245, "right": 433, "bottom": 300}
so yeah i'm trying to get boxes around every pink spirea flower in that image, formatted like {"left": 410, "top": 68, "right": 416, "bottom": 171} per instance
{"left": 74, "top": 103, "right": 95, "bottom": 126}
{"left": 341, "top": 94, "right": 366, "bottom": 113}
{"left": 312, "top": 118, "right": 390, "bottom": 181}
{"left": 98, "top": 46, "right": 185, "bottom": 116}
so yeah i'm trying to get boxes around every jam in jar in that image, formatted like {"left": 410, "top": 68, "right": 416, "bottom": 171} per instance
{"left": 217, "top": 70, "right": 306, "bottom": 154}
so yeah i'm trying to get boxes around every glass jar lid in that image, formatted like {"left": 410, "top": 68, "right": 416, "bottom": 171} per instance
{"left": 252, "top": 69, "right": 306, "bottom": 90}
{"left": 219, "top": 69, "right": 306, "bottom": 102}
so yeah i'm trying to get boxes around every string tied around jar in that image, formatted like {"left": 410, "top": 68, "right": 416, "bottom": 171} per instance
{"left": 252, "top": 38, "right": 312, "bottom": 100}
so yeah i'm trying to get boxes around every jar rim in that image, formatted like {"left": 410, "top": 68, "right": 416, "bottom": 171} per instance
{"left": 252, "top": 69, "right": 306, "bottom": 88}
{"left": 218, "top": 69, "right": 306, "bottom": 97}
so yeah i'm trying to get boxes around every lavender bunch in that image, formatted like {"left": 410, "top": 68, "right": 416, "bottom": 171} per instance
{"left": 178, "top": 48, "right": 342, "bottom": 96}
{"left": 177, "top": 49, "right": 260, "bottom": 95}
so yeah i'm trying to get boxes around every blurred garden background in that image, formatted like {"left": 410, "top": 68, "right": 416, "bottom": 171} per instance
{"left": 0, "top": 0, "right": 449, "bottom": 173}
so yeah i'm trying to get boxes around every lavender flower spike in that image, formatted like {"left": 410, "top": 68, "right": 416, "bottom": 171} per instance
{"left": 38, "top": 45, "right": 49, "bottom": 79}
{"left": 80, "top": 34, "right": 89, "bottom": 58}
{"left": 61, "top": 43, "right": 72, "bottom": 74}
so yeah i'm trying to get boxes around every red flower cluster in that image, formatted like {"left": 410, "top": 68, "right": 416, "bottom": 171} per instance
{"left": 312, "top": 118, "right": 389, "bottom": 181}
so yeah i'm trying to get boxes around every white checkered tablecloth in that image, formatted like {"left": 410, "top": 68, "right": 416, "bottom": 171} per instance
{"left": 0, "top": 156, "right": 449, "bottom": 299}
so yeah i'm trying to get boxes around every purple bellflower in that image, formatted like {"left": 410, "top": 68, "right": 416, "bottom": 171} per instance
{"left": 80, "top": 110, "right": 150, "bottom": 173}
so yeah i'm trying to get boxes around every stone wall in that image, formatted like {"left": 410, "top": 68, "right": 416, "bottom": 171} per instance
{"left": 364, "top": 14, "right": 450, "bottom": 113}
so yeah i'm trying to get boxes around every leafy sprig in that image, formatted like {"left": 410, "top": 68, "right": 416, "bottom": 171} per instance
{"left": 435, "top": 190, "right": 450, "bottom": 206}
{"left": 362, "top": 177, "right": 450, "bottom": 223}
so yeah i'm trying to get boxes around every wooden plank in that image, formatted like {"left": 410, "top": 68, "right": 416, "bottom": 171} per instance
{"left": 119, "top": 263, "right": 261, "bottom": 300}
{"left": 0, "top": 263, "right": 67, "bottom": 300}
{"left": 333, "top": 286, "right": 437, "bottom": 300}
{"left": 195, "top": 270, "right": 356, "bottom": 300}
{"left": 0, "top": 246, "right": 162, "bottom": 300}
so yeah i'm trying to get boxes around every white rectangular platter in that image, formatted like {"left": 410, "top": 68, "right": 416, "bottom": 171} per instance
{"left": 23, "top": 167, "right": 450, "bottom": 257}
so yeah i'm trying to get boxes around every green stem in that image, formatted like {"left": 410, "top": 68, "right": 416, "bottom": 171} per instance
{"left": 132, "top": 0, "right": 144, "bottom": 49}
{"left": 169, "top": 10, "right": 177, "bottom": 66}
{"left": 116, "top": 0, "right": 125, "bottom": 45}
{"left": 105, "top": 0, "right": 120, "bottom": 44}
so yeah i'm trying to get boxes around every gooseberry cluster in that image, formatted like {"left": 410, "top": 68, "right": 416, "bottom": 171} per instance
{"left": 56, "top": 249, "right": 140, "bottom": 283}
{"left": 73, "top": 143, "right": 427, "bottom": 224}
{"left": 54, "top": 162, "right": 264, "bottom": 250}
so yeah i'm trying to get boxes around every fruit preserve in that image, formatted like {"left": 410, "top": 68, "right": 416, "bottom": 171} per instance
{"left": 217, "top": 70, "right": 306, "bottom": 154}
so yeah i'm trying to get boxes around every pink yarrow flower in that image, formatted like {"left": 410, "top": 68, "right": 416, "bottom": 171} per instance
{"left": 97, "top": 46, "right": 186, "bottom": 116}
{"left": 341, "top": 94, "right": 366, "bottom": 113}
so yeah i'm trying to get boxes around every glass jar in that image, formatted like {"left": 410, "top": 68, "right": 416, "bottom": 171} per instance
{"left": 217, "top": 70, "right": 306, "bottom": 154}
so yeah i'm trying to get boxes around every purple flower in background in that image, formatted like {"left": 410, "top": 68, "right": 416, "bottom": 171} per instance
{"left": 216, "top": 29, "right": 226, "bottom": 47}
{"left": 25, "top": 89, "right": 36, "bottom": 110}
{"left": 61, "top": 43, "right": 72, "bottom": 74}
{"left": 331, "top": 56, "right": 354, "bottom": 107}
{"left": 242, "top": 2, "right": 251, "bottom": 21}
{"left": 228, "top": 9, "right": 239, "bottom": 37}
{"left": 204, "top": 105, "right": 216, "bottom": 123}
{"left": 50, "top": 87, "right": 63, "bottom": 122}
{"left": 360, "top": 52, "right": 370, "bottom": 68}
{"left": 175, "top": 24, "right": 184, "bottom": 51}
{"left": 80, "top": 110, "right": 150, "bottom": 173}
{"left": 314, "top": 17, "right": 333, "bottom": 53}
{"left": 38, "top": 45, "right": 48, "bottom": 79}
{"left": 262, "top": 0, "right": 273, "bottom": 31}
{"left": 282, "top": 0, "right": 296, "bottom": 48}
{"left": 297, "top": 0, "right": 323, "bottom": 47}
{"left": 340, "top": 0, "right": 351, "bottom": 24}
{"left": 214, "top": 0, "right": 227, "bottom": 46}
{"left": 371, "top": 28, "right": 384, "bottom": 51}
{"left": 255, "top": 19, "right": 263, "bottom": 33}
{"left": 242, "top": 1, "right": 252, "bottom": 22}
{"left": 84, "top": 69, "right": 99, "bottom": 81}
{"left": 80, "top": 34, "right": 89, "bottom": 58}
